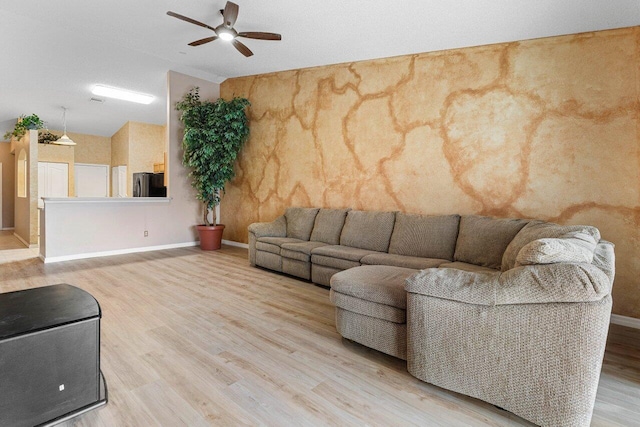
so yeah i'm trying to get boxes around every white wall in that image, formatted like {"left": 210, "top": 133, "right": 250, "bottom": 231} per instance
{"left": 39, "top": 71, "right": 221, "bottom": 261}
{"left": 40, "top": 198, "right": 179, "bottom": 260}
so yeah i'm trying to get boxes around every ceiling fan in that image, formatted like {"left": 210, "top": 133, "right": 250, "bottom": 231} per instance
{"left": 167, "top": 1, "right": 281, "bottom": 57}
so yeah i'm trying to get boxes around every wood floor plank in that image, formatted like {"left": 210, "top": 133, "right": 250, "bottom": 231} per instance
{"left": 0, "top": 238, "right": 637, "bottom": 426}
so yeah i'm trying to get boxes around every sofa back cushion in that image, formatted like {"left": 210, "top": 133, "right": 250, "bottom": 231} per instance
{"left": 501, "top": 220, "right": 601, "bottom": 271}
{"left": 340, "top": 210, "right": 396, "bottom": 252}
{"left": 515, "top": 231, "right": 598, "bottom": 266}
{"left": 285, "top": 207, "right": 320, "bottom": 241}
{"left": 310, "top": 208, "right": 350, "bottom": 245}
{"left": 388, "top": 213, "right": 460, "bottom": 260}
{"left": 454, "top": 215, "right": 528, "bottom": 270}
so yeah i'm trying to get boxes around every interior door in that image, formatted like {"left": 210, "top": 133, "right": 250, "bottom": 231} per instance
{"left": 111, "top": 166, "right": 127, "bottom": 197}
{"left": 47, "top": 163, "right": 69, "bottom": 198}
{"left": 38, "top": 162, "right": 69, "bottom": 208}
{"left": 75, "top": 164, "right": 109, "bottom": 197}
{"left": 118, "top": 167, "right": 127, "bottom": 197}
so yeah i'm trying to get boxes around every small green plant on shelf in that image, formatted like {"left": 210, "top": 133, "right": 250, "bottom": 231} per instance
{"left": 38, "top": 130, "right": 61, "bottom": 144}
{"left": 3, "top": 114, "right": 45, "bottom": 140}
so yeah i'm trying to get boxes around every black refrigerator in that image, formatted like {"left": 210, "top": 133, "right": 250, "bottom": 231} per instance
{"left": 133, "top": 172, "right": 166, "bottom": 197}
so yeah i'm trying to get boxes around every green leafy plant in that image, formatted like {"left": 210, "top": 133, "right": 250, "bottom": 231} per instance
{"left": 38, "top": 130, "right": 61, "bottom": 144}
{"left": 176, "top": 87, "right": 250, "bottom": 226}
{"left": 3, "top": 114, "right": 45, "bottom": 140}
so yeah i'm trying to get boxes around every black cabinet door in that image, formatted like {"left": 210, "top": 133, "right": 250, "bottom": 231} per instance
{"left": 0, "top": 319, "right": 99, "bottom": 427}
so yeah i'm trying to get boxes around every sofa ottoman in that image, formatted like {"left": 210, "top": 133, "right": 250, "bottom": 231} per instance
{"left": 329, "top": 265, "right": 418, "bottom": 360}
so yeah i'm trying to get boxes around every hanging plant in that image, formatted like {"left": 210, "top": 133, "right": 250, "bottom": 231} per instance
{"left": 3, "top": 114, "right": 45, "bottom": 140}
{"left": 176, "top": 87, "right": 250, "bottom": 226}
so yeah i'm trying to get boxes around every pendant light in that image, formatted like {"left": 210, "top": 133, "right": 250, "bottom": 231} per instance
{"left": 54, "top": 107, "right": 76, "bottom": 146}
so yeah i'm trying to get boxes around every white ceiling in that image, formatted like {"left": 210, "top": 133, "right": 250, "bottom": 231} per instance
{"left": 1, "top": 0, "right": 639, "bottom": 137}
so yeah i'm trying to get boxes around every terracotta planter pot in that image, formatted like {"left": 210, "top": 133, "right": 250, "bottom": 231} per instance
{"left": 197, "top": 224, "right": 225, "bottom": 251}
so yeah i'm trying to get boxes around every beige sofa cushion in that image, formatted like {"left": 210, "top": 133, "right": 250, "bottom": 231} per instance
{"left": 515, "top": 231, "right": 598, "bottom": 266}
{"left": 438, "top": 261, "right": 497, "bottom": 274}
{"left": 281, "top": 248, "right": 309, "bottom": 262}
{"left": 255, "top": 241, "right": 280, "bottom": 255}
{"left": 361, "top": 253, "right": 447, "bottom": 270}
{"left": 592, "top": 241, "right": 615, "bottom": 285}
{"left": 256, "top": 236, "right": 304, "bottom": 254}
{"left": 310, "top": 208, "right": 350, "bottom": 245}
{"left": 406, "top": 263, "right": 611, "bottom": 305}
{"left": 340, "top": 210, "right": 396, "bottom": 252}
{"left": 388, "top": 213, "right": 460, "bottom": 260}
{"left": 311, "top": 255, "right": 361, "bottom": 270}
{"left": 285, "top": 207, "right": 320, "bottom": 241}
{"left": 281, "top": 241, "right": 328, "bottom": 255}
{"left": 501, "top": 220, "right": 601, "bottom": 271}
{"left": 330, "top": 290, "right": 406, "bottom": 323}
{"left": 454, "top": 215, "right": 528, "bottom": 270}
{"left": 312, "top": 245, "right": 379, "bottom": 262}
{"left": 330, "top": 265, "right": 417, "bottom": 309}
{"left": 281, "top": 241, "right": 329, "bottom": 262}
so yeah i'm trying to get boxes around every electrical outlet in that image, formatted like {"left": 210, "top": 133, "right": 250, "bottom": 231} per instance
{"left": 144, "top": 231, "right": 148, "bottom": 237}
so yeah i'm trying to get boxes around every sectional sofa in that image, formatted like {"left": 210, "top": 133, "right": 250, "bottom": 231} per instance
{"left": 248, "top": 207, "right": 614, "bottom": 427}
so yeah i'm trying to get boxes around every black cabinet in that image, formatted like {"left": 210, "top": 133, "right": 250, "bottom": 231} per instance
{"left": 0, "top": 284, "right": 106, "bottom": 426}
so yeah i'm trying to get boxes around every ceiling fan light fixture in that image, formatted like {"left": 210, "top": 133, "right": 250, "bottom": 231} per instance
{"left": 92, "top": 85, "right": 154, "bottom": 105}
{"left": 167, "top": 2, "right": 281, "bottom": 57}
{"left": 217, "top": 29, "right": 234, "bottom": 41}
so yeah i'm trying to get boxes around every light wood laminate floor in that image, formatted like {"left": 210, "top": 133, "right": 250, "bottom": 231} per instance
{"left": 0, "top": 230, "right": 39, "bottom": 264}
{"left": 0, "top": 245, "right": 638, "bottom": 426}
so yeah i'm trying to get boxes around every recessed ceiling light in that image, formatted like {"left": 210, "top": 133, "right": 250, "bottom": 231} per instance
{"left": 91, "top": 85, "right": 154, "bottom": 105}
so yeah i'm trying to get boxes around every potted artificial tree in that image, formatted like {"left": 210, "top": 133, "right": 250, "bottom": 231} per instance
{"left": 176, "top": 87, "right": 250, "bottom": 250}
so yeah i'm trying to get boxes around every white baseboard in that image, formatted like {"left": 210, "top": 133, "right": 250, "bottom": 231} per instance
{"left": 13, "top": 232, "right": 37, "bottom": 248}
{"left": 1, "top": 227, "right": 15, "bottom": 230}
{"left": 222, "top": 239, "right": 249, "bottom": 249}
{"left": 42, "top": 241, "right": 199, "bottom": 264}
{"left": 610, "top": 314, "right": 640, "bottom": 329}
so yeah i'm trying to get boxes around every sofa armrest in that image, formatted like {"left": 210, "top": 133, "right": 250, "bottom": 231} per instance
{"left": 248, "top": 215, "right": 287, "bottom": 238}
{"left": 405, "top": 263, "right": 611, "bottom": 306}
{"left": 247, "top": 215, "right": 287, "bottom": 266}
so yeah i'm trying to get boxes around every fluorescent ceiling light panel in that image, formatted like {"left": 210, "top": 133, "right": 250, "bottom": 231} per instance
{"left": 92, "top": 85, "right": 154, "bottom": 104}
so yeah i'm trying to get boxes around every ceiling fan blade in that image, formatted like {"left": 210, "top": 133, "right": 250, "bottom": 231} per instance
{"left": 232, "top": 39, "right": 253, "bottom": 57}
{"left": 167, "top": 11, "right": 216, "bottom": 32}
{"left": 223, "top": 2, "right": 239, "bottom": 27}
{"left": 188, "top": 36, "right": 218, "bottom": 46}
{"left": 238, "top": 32, "right": 281, "bottom": 41}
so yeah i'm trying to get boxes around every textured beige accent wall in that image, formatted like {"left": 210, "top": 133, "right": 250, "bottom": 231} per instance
{"left": 111, "top": 122, "right": 130, "bottom": 196}
{"left": 0, "top": 142, "right": 15, "bottom": 228}
{"left": 55, "top": 130, "right": 111, "bottom": 165}
{"left": 129, "top": 121, "right": 165, "bottom": 177}
{"left": 221, "top": 27, "right": 640, "bottom": 319}
{"left": 38, "top": 144, "right": 75, "bottom": 197}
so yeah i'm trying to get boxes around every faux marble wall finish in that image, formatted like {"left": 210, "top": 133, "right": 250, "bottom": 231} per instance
{"left": 220, "top": 27, "right": 640, "bottom": 319}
